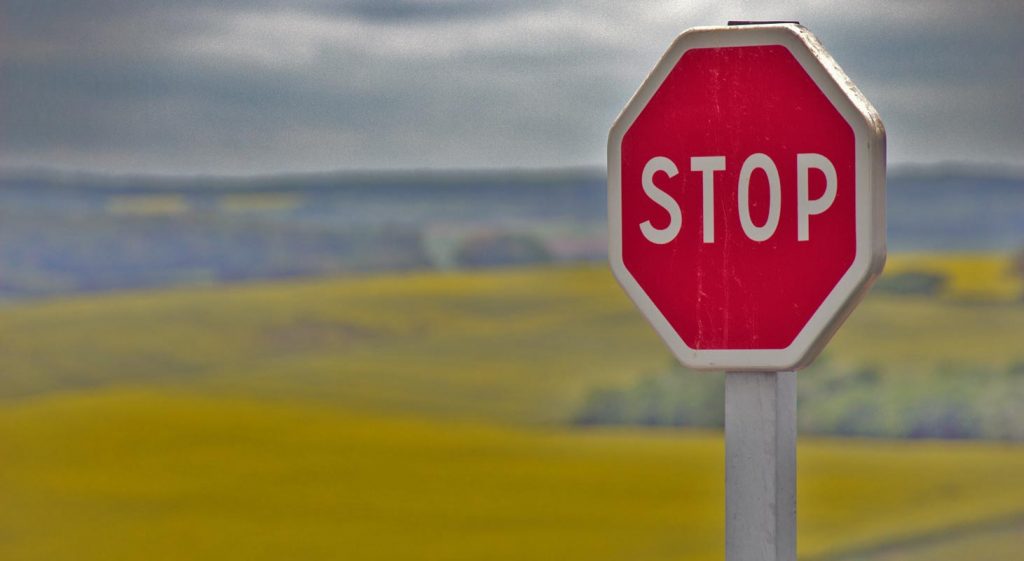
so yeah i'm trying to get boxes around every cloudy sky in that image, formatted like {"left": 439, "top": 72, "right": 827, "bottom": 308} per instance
{"left": 2, "top": 0, "right": 1021, "bottom": 175}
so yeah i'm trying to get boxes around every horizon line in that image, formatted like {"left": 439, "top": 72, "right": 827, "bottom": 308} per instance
{"left": 1, "top": 161, "right": 1023, "bottom": 183}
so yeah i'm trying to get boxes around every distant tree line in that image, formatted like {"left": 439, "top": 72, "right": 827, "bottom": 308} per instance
{"left": 454, "top": 232, "right": 552, "bottom": 269}
{"left": 0, "top": 206, "right": 567, "bottom": 298}
{"left": 1015, "top": 246, "right": 1024, "bottom": 285}
{"left": 575, "top": 358, "right": 1024, "bottom": 441}
{"left": 0, "top": 210, "right": 430, "bottom": 297}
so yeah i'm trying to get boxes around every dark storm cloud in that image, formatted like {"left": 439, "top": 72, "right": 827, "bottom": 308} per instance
{"left": 5, "top": 0, "right": 533, "bottom": 29}
{"left": 322, "top": 0, "right": 535, "bottom": 22}
{"left": 0, "top": 0, "right": 1021, "bottom": 174}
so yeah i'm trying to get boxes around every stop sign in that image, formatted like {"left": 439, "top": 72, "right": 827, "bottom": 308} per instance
{"left": 608, "top": 24, "right": 885, "bottom": 371}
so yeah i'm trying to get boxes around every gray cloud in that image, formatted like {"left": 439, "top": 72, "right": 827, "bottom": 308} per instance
{"left": 1, "top": 0, "right": 1021, "bottom": 174}
{"left": 321, "top": 1, "right": 536, "bottom": 22}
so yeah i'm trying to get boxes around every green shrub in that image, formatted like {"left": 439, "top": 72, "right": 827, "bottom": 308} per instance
{"left": 873, "top": 271, "right": 947, "bottom": 296}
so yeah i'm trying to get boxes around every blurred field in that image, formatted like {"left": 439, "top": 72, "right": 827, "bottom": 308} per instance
{"left": 1, "top": 253, "right": 1023, "bottom": 559}
{"left": 107, "top": 194, "right": 189, "bottom": 215}
{"left": 3, "top": 255, "right": 1022, "bottom": 419}
{"left": 2, "top": 390, "right": 1023, "bottom": 561}
{"left": 883, "top": 251, "right": 1022, "bottom": 302}
{"left": 220, "top": 193, "right": 302, "bottom": 213}
{"left": 0, "top": 266, "right": 669, "bottom": 421}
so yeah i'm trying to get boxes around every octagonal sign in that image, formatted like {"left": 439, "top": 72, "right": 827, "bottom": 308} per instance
{"left": 608, "top": 24, "right": 885, "bottom": 371}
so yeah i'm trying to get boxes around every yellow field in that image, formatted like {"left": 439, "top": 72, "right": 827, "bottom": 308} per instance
{"left": 220, "top": 192, "right": 302, "bottom": 212}
{"left": 885, "top": 251, "right": 1022, "bottom": 302}
{"left": 107, "top": 194, "right": 189, "bottom": 215}
{"left": 2, "top": 390, "right": 1023, "bottom": 561}
{"left": 0, "top": 266, "right": 671, "bottom": 422}
{"left": 3, "top": 258, "right": 1022, "bottom": 421}
{"left": 1, "top": 255, "right": 1023, "bottom": 559}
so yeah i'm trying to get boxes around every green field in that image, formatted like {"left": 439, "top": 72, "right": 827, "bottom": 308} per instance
{"left": 2, "top": 255, "right": 1023, "bottom": 559}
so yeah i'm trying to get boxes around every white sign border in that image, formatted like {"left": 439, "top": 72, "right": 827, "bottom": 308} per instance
{"left": 608, "top": 24, "right": 886, "bottom": 372}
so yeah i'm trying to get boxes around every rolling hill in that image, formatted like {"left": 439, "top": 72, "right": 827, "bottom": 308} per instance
{"left": 1, "top": 261, "right": 1023, "bottom": 560}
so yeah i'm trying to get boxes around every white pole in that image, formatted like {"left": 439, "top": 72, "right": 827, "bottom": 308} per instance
{"left": 725, "top": 371, "right": 797, "bottom": 561}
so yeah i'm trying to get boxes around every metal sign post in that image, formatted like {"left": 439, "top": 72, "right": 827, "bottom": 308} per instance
{"left": 726, "top": 372, "right": 796, "bottom": 561}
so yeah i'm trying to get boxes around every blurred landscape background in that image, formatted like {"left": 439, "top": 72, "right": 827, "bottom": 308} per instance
{"left": 2, "top": 165, "right": 1023, "bottom": 561}
{"left": 2, "top": 1, "right": 1023, "bottom": 561}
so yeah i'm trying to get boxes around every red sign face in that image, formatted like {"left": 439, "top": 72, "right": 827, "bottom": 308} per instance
{"left": 609, "top": 25, "right": 885, "bottom": 371}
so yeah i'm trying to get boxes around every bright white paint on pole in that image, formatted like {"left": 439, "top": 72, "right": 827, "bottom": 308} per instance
{"left": 726, "top": 372, "right": 796, "bottom": 561}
